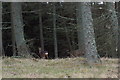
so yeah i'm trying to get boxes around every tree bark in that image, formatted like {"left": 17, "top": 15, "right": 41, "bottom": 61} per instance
{"left": 106, "top": 2, "right": 118, "bottom": 58}
{"left": 117, "top": 2, "right": 120, "bottom": 78}
{"left": 0, "top": 2, "right": 2, "bottom": 57}
{"left": 11, "top": 15, "right": 16, "bottom": 56}
{"left": 11, "top": 2, "right": 30, "bottom": 57}
{"left": 39, "top": 4, "right": 44, "bottom": 52}
{"left": 77, "top": 2, "right": 101, "bottom": 64}
{"left": 53, "top": 3, "right": 58, "bottom": 58}
{"left": 76, "top": 2, "right": 85, "bottom": 54}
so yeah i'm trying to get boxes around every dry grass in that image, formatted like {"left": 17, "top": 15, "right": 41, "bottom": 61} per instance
{"left": 2, "top": 57, "right": 119, "bottom": 78}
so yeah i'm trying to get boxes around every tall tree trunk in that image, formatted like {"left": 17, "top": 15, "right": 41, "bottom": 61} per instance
{"left": 39, "top": 4, "right": 44, "bottom": 52}
{"left": 0, "top": 2, "right": 2, "bottom": 57}
{"left": 106, "top": 2, "right": 118, "bottom": 58}
{"left": 11, "top": 2, "right": 30, "bottom": 57}
{"left": 0, "top": 1, "right": 1, "bottom": 77}
{"left": 53, "top": 3, "right": 58, "bottom": 58}
{"left": 117, "top": 2, "right": 120, "bottom": 78}
{"left": 65, "top": 26, "right": 72, "bottom": 52}
{"left": 76, "top": 3, "right": 85, "bottom": 54}
{"left": 77, "top": 2, "right": 101, "bottom": 64}
{"left": 11, "top": 16, "right": 16, "bottom": 56}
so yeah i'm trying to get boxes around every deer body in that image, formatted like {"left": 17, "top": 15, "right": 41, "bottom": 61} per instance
{"left": 38, "top": 48, "right": 48, "bottom": 59}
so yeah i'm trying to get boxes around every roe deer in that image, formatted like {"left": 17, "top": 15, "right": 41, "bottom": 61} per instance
{"left": 38, "top": 48, "right": 48, "bottom": 59}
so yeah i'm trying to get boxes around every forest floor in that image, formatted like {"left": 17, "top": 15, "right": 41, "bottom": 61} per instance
{"left": 2, "top": 57, "right": 119, "bottom": 78}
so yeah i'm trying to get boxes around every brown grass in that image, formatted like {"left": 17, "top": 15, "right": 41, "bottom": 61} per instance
{"left": 2, "top": 57, "right": 119, "bottom": 78}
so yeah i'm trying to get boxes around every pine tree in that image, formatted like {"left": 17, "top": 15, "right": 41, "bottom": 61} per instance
{"left": 11, "top": 2, "right": 30, "bottom": 57}
{"left": 77, "top": 2, "right": 101, "bottom": 64}
{"left": 0, "top": 2, "right": 2, "bottom": 56}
